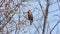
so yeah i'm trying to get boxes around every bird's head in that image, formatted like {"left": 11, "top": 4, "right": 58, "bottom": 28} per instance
{"left": 28, "top": 10, "right": 31, "bottom": 14}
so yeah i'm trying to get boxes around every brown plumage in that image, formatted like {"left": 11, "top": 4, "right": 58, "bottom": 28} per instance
{"left": 28, "top": 10, "right": 33, "bottom": 25}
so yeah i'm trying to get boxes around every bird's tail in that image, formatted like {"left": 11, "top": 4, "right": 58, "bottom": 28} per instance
{"left": 30, "top": 20, "right": 33, "bottom": 25}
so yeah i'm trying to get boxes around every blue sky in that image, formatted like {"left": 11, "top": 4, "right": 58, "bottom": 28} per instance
{"left": 2, "top": 0, "right": 60, "bottom": 34}
{"left": 12, "top": 0, "right": 60, "bottom": 34}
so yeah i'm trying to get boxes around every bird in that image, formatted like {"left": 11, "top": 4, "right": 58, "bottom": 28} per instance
{"left": 28, "top": 10, "right": 33, "bottom": 25}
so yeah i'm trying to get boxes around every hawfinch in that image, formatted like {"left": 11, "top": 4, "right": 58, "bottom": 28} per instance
{"left": 28, "top": 10, "right": 33, "bottom": 25}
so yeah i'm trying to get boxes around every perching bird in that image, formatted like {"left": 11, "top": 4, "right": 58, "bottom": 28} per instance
{"left": 28, "top": 10, "right": 33, "bottom": 25}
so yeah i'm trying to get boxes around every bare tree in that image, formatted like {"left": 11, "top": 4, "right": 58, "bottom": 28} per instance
{"left": 0, "top": 0, "right": 60, "bottom": 34}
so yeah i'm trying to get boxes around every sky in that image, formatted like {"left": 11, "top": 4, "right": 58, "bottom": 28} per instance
{"left": 1, "top": 0, "right": 60, "bottom": 34}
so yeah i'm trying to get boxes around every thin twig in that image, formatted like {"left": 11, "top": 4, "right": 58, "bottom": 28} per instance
{"left": 50, "top": 20, "right": 60, "bottom": 34}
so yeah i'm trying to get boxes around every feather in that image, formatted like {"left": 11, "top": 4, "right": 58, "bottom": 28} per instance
{"left": 28, "top": 10, "right": 33, "bottom": 25}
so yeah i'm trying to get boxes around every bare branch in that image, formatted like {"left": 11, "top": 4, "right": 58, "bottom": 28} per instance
{"left": 42, "top": 0, "right": 49, "bottom": 34}
{"left": 50, "top": 20, "right": 60, "bottom": 34}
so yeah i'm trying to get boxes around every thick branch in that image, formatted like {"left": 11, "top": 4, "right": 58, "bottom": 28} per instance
{"left": 42, "top": 0, "right": 49, "bottom": 34}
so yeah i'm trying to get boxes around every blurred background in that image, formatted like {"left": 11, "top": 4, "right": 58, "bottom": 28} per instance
{"left": 0, "top": 0, "right": 60, "bottom": 34}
